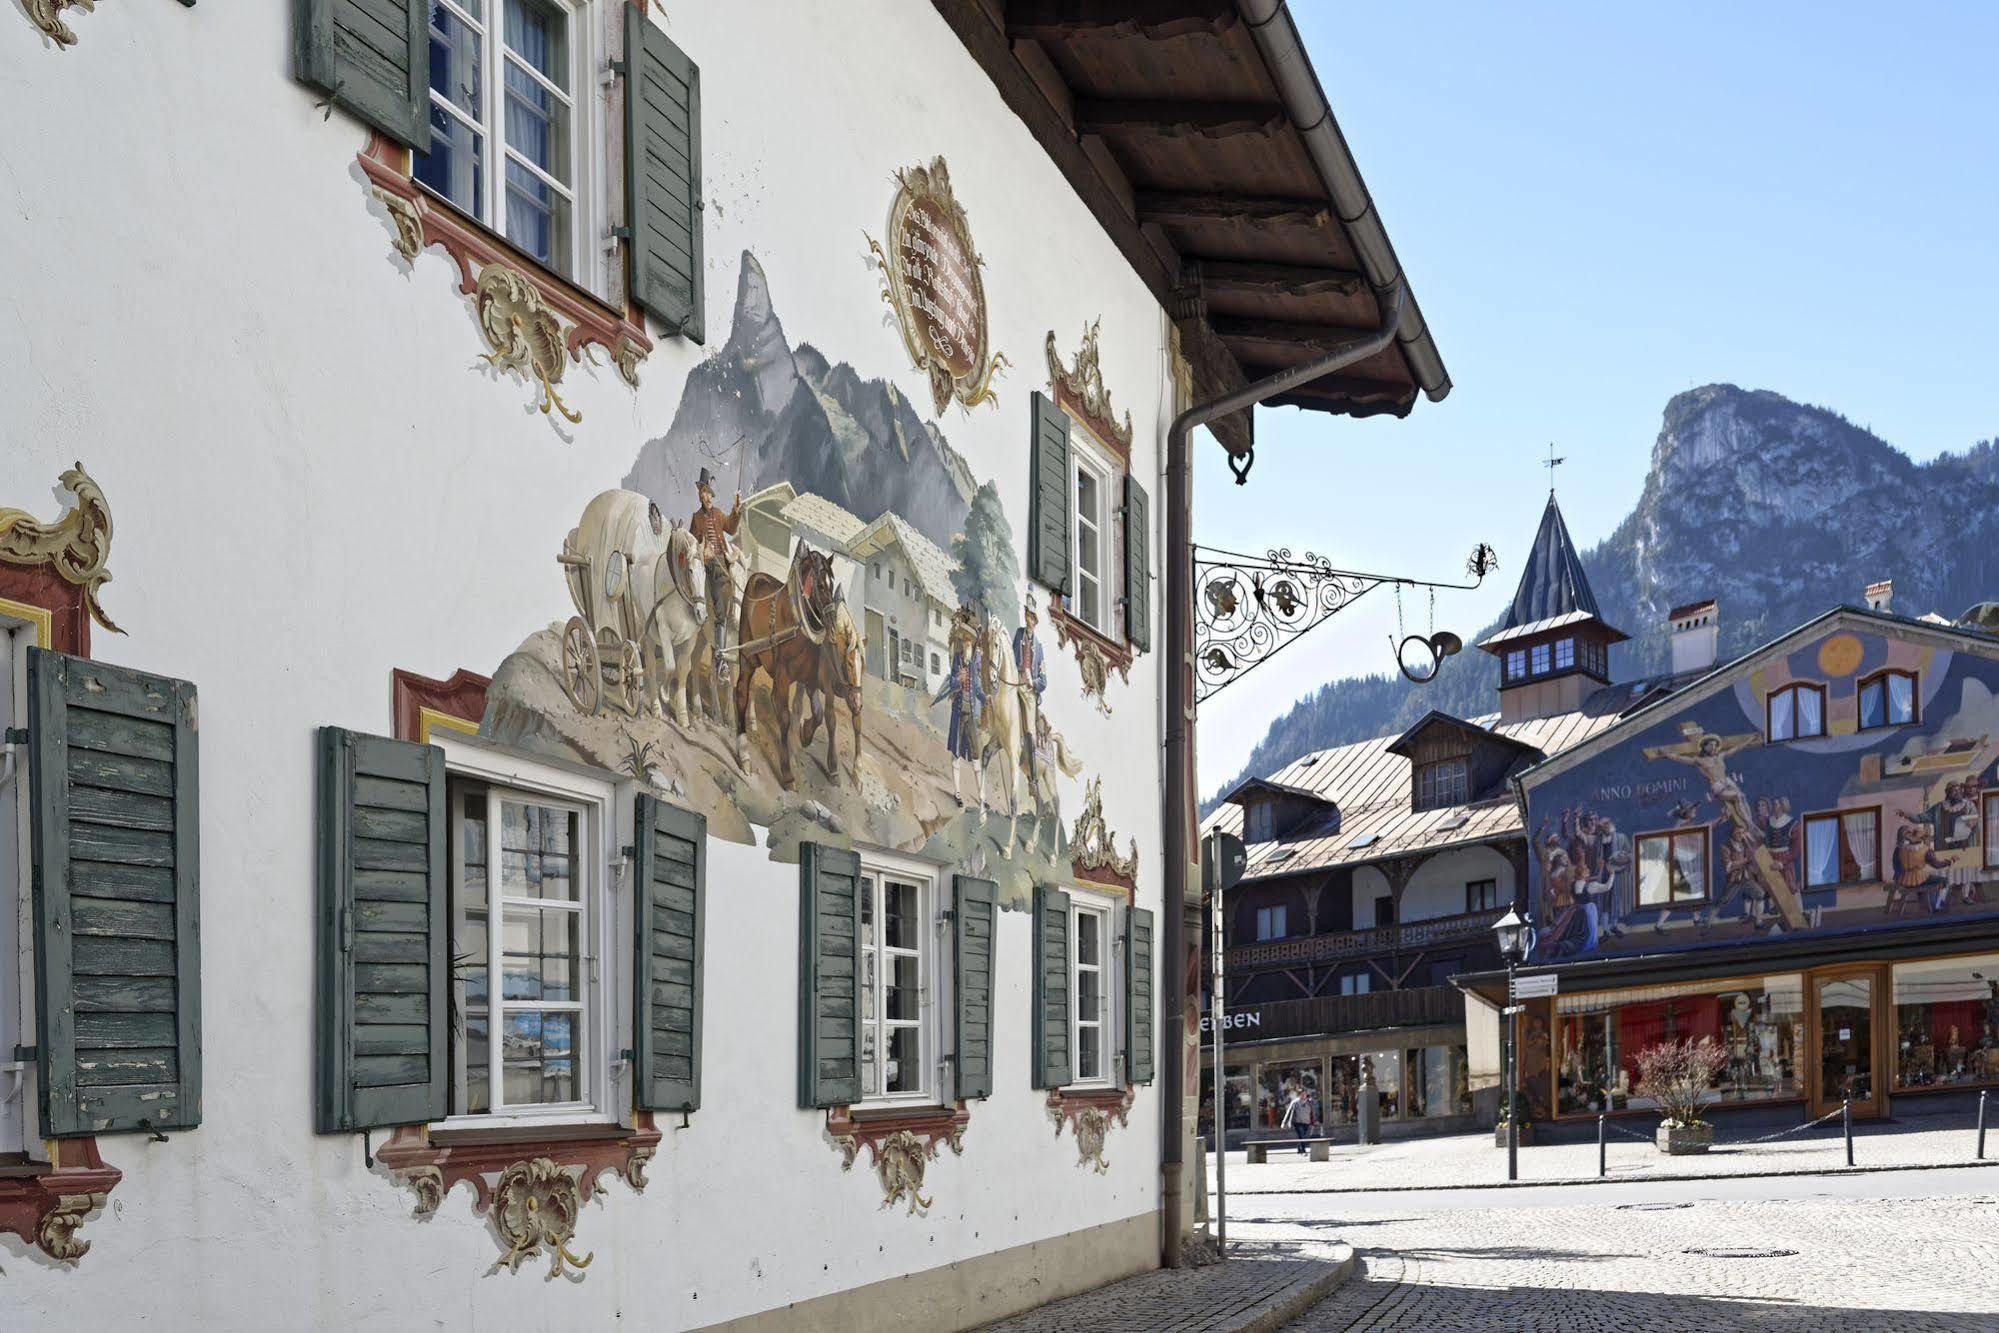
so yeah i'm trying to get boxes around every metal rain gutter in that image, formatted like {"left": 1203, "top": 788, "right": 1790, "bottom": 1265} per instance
{"left": 1160, "top": 283, "right": 1406, "bottom": 1268}
{"left": 1236, "top": 0, "right": 1452, "bottom": 404}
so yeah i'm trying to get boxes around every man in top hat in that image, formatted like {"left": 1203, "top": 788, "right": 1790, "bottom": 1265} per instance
{"left": 690, "top": 467, "right": 743, "bottom": 669}
{"left": 931, "top": 604, "right": 984, "bottom": 807}
{"left": 1012, "top": 591, "right": 1048, "bottom": 783}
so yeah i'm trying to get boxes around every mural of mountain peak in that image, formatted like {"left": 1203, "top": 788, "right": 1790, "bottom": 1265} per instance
{"left": 488, "top": 252, "right": 1087, "bottom": 907}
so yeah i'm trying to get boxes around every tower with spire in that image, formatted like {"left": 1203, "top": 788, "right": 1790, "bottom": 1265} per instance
{"left": 1478, "top": 493, "right": 1626, "bottom": 722}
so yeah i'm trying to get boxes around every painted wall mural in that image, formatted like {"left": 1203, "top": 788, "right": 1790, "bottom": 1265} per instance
{"left": 1527, "top": 623, "right": 1999, "bottom": 962}
{"left": 481, "top": 251, "right": 1101, "bottom": 909}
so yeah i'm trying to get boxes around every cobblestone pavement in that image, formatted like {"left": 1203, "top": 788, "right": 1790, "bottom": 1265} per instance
{"left": 973, "top": 1246, "right": 1352, "bottom": 1333}
{"left": 1218, "top": 1113, "right": 1999, "bottom": 1194}
{"left": 1237, "top": 1191, "right": 1999, "bottom": 1332}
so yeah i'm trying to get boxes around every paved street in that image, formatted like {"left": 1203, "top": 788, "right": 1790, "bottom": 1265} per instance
{"left": 1224, "top": 1168, "right": 1999, "bottom": 1331}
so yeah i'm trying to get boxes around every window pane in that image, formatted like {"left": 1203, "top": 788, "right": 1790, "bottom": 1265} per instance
{"left": 428, "top": 2, "right": 484, "bottom": 118}
{"left": 504, "top": 55, "right": 572, "bottom": 182}
{"left": 413, "top": 102, "right": 486, "bottom": 220}
{"left": 1554, "top": 638, "right": 1575, "bottom": 670}
{"left": 504, "top": 0, "right": 567, "bottom": 90}
{"left": 1078, "top": 1025, "right": 1101, "bottom": 1081}
{"left": 500, "top": 800, "right": 576, "bottom": 899}
{"left": 1077, "top": 911, "right": 1101, "bottom": 966}
{"left": 885, "top": 952, "right": 920, "bottom": 1022}
{"left": 1888, "top": 673, "right": 1915, "bottom": 722}
{"left": 501, "top": 906, "right": 578, "bottom": 1000}
{"left": 501, "top": 1010, "right": 576, "bottom": 1105}
{"left": 505, "top": 160, "right": 573, "bottom": 274}
{"left": 1842, "top": 811, "right": 1879, "bottom": 881}
{"left": 1860, "top": 680, "right": 1885, "bottom": 729}
{"left": 1797, "top": 688, "right": 1823, "bottom": 736}
{"left": 1638, "top": 838, "right": 1669, "bottom": 905}
{"left": 458, "top": 789, "right": 489, "bottom": 1005}
{"left": 1806, "top": 817, "right": 1839, "bottom": 886}
{"left": 885, "top": 1024, "right": 920, "bottom": 1094}
{"left": 882, "top": 879, "right": 919, "bottom": 949}
{"left": 464, "top": 1012, "right": 490, "bottom": 1114}
{"left": 1672, "top": 836, "right": 1705, "bottom": 900}
{"left": 1531, "top": 643, "right": 1550, "bottom": 673}
{"left": 1892, "top": 953, "right": 1999, "bottom": 1089}
{"left": 1078, "top": 963, "right": 1102, "bottom": 1019}
{"left": 1770, "top": 690, "right": 1794, "bottom": 740}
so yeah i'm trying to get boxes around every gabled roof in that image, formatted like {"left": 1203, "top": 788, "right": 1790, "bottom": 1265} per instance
{"left": 780, "top": 491, "right": 867, "bottom": 547}
{"left": 847, "top": 511, "right": 959, "bottom": 608}
{"left": 1221, "top": 775, "right": 1335, "bottom": 808}
{"left": 1382, "top": 709, "right": 1546, "bottom": 763}
{"left": 1480, "top": 494, "right": 1626, "bottom": 649}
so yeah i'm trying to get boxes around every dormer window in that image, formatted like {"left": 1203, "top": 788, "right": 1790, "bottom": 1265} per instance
{"left": 1767, "top": 682, "right": 1827, "bottom": 741}
{"left": 1553, "top": 638, "right": 1575, "bottom": 670}
{"left": 1505, "top": 649, "right": 1526, "bottom": 681}
{"left": 1246, "top": 801, "right": 1275, "bottom": 843}
{"left": 1859, "top": 669, "right": 1918, "bottom": 730}
{"left": 1530, "top": 642, "right": 1551, "bottom": 674}
{"left": 1415, "top": 756, "right": 1469, "bottom": 811}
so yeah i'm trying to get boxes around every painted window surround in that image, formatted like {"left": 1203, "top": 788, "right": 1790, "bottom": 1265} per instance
{"left": 1045, "top": 328, "right": 1140, "bottom": 691}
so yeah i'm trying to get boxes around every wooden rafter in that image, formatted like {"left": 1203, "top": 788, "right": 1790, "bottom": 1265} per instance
{"left": 1214, "top": 314, "right": 1380, "bottom": 351}
{"left": 1196, "top": 258, "right": 1368, "bottom": 297}
{"left": 1005, "top": 0, "right": 1240, "bottom": 41}
{"left": 1074, "top": 98, "right": 1286, "bottom": 140}
{"left": 1135, "top": 190, "right": 1331, "bottom": 228}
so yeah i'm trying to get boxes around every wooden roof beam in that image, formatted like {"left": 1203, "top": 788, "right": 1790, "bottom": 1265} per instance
{"left": 1134, "top": 190, "right": 1331, "bottom": 228}
{"left": 1196, "top": 259, "right": 1368, "bottom": 298}
{"left": 1074, "top": 98, "right": 1286, "bottom": 140}
{"left": 1005, "top": 0, "right": 1240, "bottom": 41}
{"left": 1214, "top": 314, "right": 1379, "bottom": 352}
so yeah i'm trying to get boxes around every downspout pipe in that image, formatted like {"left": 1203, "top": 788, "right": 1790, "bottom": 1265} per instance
{"left": 1160, "top": 283, "right": 1405, "bottom": 1268}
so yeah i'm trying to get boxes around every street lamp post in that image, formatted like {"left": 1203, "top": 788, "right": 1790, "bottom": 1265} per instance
{"left": 1492, "top": 907, "right": 1531, "bottom": 1183}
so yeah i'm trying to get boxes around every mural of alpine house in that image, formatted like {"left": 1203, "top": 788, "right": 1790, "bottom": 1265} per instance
{"left": 0, "top": 1, "right": 1450, "bottom": 1329}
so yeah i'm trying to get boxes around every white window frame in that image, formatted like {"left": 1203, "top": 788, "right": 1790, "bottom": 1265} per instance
{"left": 857, "top": 851, "right": 945, "bottom": 1110}
{"left": 0, "top": 613, "right": 34, "bottom": 1157}
{"left": 1070, "top": 433, "right": 1118, "bottom": 638}
{"left": 435, "top": 736, "right": 621, "bottom": 1133}
{"left": 1255, "top": 904, "right": 1287, "bottom": 941}
{"left": 414, "top": 0, "right": 620, "bottom": 302}
{"left": 1067, "top": 890, "right": 1120, "bottom": 1089}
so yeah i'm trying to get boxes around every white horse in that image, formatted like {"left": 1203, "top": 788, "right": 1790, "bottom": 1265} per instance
{"left": 976, "top": 613, "right": 1041, "bottom": 856}
{"left": 641, "top": 522, "right": 709, "bottom": 724}
{"left": 563, "top": 490, "right": 707, "bottom": 723}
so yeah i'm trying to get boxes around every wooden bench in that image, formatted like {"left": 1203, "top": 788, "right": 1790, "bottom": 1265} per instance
{"left": 1245, "top": 1136, "right": 1331, "bottom": 1163}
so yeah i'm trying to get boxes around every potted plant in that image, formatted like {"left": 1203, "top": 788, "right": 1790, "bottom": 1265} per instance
{"left": 1635, "top": 1037, "right": 1728, "bottom": 1154}
{"left": 1493, "top": 1090, "right": 1535, "bottom": 1148}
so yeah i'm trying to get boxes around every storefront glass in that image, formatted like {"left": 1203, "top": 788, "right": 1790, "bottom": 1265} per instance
{"left": 1893, "top": 953, "right": 1999, "bottom": 1089}
{"left": 1222, "top": 1065, "right": 1254, "bottom": 1132}
{"left": 1254, "top": 1061, "right": 1324, "bottom": 1131}
{"left": 1405, "top": 1044, "right": 1471, "bottom": 1118}
{"left": 1360, "top": 1050, "right": 1402, "bottom": 1118}
{"left": 1557, "top": 975, "right": 1806, "bottom": 1115}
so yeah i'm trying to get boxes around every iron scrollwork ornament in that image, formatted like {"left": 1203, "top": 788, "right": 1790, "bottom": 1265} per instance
{"left": 1193, "top": 543, "right": 1495, "bottom": 703}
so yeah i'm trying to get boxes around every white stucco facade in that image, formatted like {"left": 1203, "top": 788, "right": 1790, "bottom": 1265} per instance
{"left": 0, "top": 2, "right": 1171, "bottom": 1328}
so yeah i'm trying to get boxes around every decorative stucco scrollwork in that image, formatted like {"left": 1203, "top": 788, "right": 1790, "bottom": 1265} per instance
{"left": 1046, "top": 320, "right": 1133, "bottom": 451}
{"left": 622, "top": 1143, "right": 655, "bottom": 1192}
{"left": 398, "top": 1165, "right": 445, "bottom": 1218}
{"left": 377, "top": 190, "right": 425, "bottom": 263}
{"left": 22, "top": 0, "right": 91, "bottom": 46}
{"left": 492, "top": 1158, "right": 593, "bottom": 1278}
{"left": 476, "top": 265, "right": 582, "bottom": 424}
{"left": 872, "top": 1130, "right": 935, "bottom": 1216}
{"left": 1045, "top": 1088, "right": 1133, "bottom": 1173}
{"left": 35, "top": 1192, "right": 104, "bottom": 1262}
{"left": 1070, "top": 776, "right": 1139, "bottom": 887}
{"left": 0, "top": 461, "right": 122, "bottom": 634}
{"left": 823, "top": 1105, "right": 969, "bottom": 1216}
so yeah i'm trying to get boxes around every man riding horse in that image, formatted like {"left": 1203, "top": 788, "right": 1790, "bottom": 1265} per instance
{"left": 689, "top": 466, "right": 742, "bottom": 677}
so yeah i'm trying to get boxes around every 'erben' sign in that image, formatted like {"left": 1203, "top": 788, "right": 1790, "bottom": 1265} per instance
{"left": 1200, "top": 1011, "right": 1262, "bottom": 1033}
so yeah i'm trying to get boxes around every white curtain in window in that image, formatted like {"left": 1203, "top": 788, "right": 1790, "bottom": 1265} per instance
{"left": 1888, "top": 672, "right": 1914, "bottom": 722}
{"left": 1795, "top": 688, "right": 1823, "bottom": 736}
{"left": 1806, "top": 817, "right": 1839, "bottom": 885}
{"left": 1670, "top": 836, "right": 1704, "bottom": 899}
{"left": 1770, "top": 690, "right": 1795, "bottom": 740}
{"left": 1842, "top": 811, "right": 1878, "bottom": 880}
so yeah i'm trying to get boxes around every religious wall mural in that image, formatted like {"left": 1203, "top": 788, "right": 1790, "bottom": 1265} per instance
{"left": 1528, "top": 625, "right": 1999, "bottom": 961}
{"left": 480, "top": 251, "right": 1092, "bottom": 908}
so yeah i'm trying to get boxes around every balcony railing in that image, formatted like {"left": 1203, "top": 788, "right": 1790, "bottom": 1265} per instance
{"left": 1226, "top": 907, "right": 1505, "bottom": 971}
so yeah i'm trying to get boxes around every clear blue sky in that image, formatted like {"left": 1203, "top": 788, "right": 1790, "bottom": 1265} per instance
{"left": 1195, "top": 1, "right": 1999, "bottom": 793}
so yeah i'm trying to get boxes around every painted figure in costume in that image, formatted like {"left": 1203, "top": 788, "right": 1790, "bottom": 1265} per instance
{"left": 931, "top": 605, "right": 985, "bottom": 807}
{"left": 690, "top": 466, "right": 743, "bottom": 673}
{"left": 1758, "top": 797, "right": 1799, "bottom": 893}
{"left": 1702, "top": 826, "right": 1770, "bottom": 935}
{"left": 1890, "top": 819, "right": 1951, "bottom": 913}
{"left": 1643, "top": 727, "right": 1760, "bottom": 833}
{"left": 1012, "top": 592, "right": 1048, "bottom": 781}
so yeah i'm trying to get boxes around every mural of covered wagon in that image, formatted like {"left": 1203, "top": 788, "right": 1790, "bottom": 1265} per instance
{"left": 557, "top": 490, "right": 707, "bottom": 719}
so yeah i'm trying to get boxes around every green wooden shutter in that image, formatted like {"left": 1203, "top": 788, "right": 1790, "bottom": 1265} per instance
{"left": 26, "top": 650, "right": 201, "bottom": 1138}
{"left": 1027, "top": 392, "right": 1073, "bottom": 596}
{"left": 1125, "top": 906, "right": 1156, "bottom": 1085}
{"left": 1031, "top": 884, "right": 1072, "bottom": 1089}
{"left": 635, "top": 795, "right": 704, "bottom": 1114}
{"left": 293, "top": 0, "right": 431, "bottom": 152}
{"left": 624, "top": 8, "right": 704, "bottom": 342}
{"left": 952, "top": 875, "right": 996, "bottom": 1101}
{"left": 315, "top": 727, "right": 447, "bottom": 1133}
{"left": 1122, "top": 474, "right": 1152, "bottom": 654}
{"left": 797, "top": 842, "right": 861, "bottom": 1109}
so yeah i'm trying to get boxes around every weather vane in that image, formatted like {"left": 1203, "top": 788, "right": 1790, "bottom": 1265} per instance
{"left": 1545, "top": 442, "right": 1565, "bottom": 493}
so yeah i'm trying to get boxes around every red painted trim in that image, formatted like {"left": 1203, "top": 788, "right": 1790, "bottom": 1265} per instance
{"left": 391, "top": 667, "right": 491, "bottom": 743}
{"left": 1052, "top": 382, "right": 1131, "bottom": 467}
{"left": 0, "top": 1137, "right": 120, "bottom": 1262}
{"left": 0, "top": 562, "right": 90, "bottom": 655}
{"left": 1048, "top": 595, "right": 1135, "bottom": 680}
{"left": 373, "top": 1113, "right": 663, "bottom": 1215}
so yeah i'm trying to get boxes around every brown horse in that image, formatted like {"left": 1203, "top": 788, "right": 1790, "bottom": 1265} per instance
{"left": 733, "top": 546, "right": 839, "bottom": 788}
{"left": 797, "top": 599, "right": 864, "bottom": 782}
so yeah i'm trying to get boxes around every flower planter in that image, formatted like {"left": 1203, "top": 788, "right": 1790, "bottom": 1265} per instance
{"left": 1655, "top": 1122, "right": 1714, "bottom": 1155}
{"left": 1494, "top": 1122, "right": 1534, "bottom": 1149}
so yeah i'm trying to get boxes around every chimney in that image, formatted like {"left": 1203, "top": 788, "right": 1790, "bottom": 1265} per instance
{"left": 1669, "top": 599, "right": 1719, "bottom": 675}
{"left": 1865, "top": 580, "right": 1894, "bottom": 614}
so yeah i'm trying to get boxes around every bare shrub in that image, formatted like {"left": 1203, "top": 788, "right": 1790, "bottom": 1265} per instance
{"left": 1634, "top": 1038, "right": 1728, "bottom": 1128}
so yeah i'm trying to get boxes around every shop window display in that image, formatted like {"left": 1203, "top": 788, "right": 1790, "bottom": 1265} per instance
{"left": 1222, "top": 1066, "right": 1254, "bottom": 1132}
{"left": 1255, "top": 1062, "right": 1324, "bottom": 1130}
{"left": 1893, "top": 954, "right": 1999, "bottom": 1089}
{"left": 1557, "top": 976, "right": 1806, "bottom": 1115}
{"left": 1405, "top": 1045, "right": 1471, "bottom": 1118}
{"left": 1360, "top": 1050, "right": 1403, "bottom": 1118}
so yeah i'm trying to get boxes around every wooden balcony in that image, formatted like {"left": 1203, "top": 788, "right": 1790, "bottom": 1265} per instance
{"left": 1208, "top": 985, "right": 1466, "bottom": 1041}
{"left": 1225, "top": 908, "right": 1505, "bottom": 971}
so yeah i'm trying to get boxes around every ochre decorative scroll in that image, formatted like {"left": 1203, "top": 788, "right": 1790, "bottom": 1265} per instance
{"left": 0, "top": 1137, "right": 121, "bottom": 1263}
{"left": 1070, "top": 776, "right": 1138, "bottom": 891}
{"left": 1050, "top": 598, "right": 1133, "bottom": 716}
{"left": 1046, "top": 320, "right": 1133, "bottom": 456}
{"left": 865, "top": 157, "right": 1008, "bottom": 415}
{"left": 357, "top": 135, "right": 653, "bottom": 422}
{"left": 372, "top": 1117, "right": 660, "bottom": 1277}
{"left": 22, "top": 0, "right": 92, "bottom": 45}
{"left": 824, "top": 1104, "right": 970, "bottom": 1216}
{"left": 0, "top": 462, "right": 121, "bottom": 635}
{"left": 1046, "top": 1087, "right": 1134, "bottom": 1172}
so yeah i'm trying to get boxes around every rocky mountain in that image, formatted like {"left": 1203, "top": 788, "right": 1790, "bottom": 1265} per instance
{"left": 625, "top": 251, "right": 976, "bottom": 548}
{"left": 1209, "top": 384, "right": 1999, "bottom": 807}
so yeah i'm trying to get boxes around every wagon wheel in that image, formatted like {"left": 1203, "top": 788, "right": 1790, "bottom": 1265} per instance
{"left": 607, "top": 637, "right": 645, "bottom": 718}
{"left": 561, "top": 615, "right": 602, "bottom": 715}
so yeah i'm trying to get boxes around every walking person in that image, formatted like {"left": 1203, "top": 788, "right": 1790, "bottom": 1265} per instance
{"left": 1281, "top": 1083, "right": 1316, "bottom": 1152}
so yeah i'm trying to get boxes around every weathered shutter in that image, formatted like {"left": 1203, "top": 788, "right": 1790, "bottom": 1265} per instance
{"left": 1122, "top": 474, "right": 1152, "bottom": 654}
{"left": 1125, "top": 906, "right": 1155, "bottom": 1085}
{"left": 1031, "top": 884, "right": 1072, "bottom": 1089}
{"left": 1027, "top": 391, "right": 1074, "bottom": 596}
{"left": 797, "top": 842, "right": 862, "bottom": 1109}
{"left": 315, "top": 727, "right": 447, "bottom": 1133}
{"left": 635, "top": 795, "right": 704, "bottom": 1113}
{"left": 26, "top": 650, "right": 201, "bottom": 1138}
{"left": 952, "top": 874, "right": 996, "bottom": 1101}
{"left": 624, "top": 8, "right": 705, "bottom": 342}
{"left": 293, "top": 0, "right": 431, "bottom": 152}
